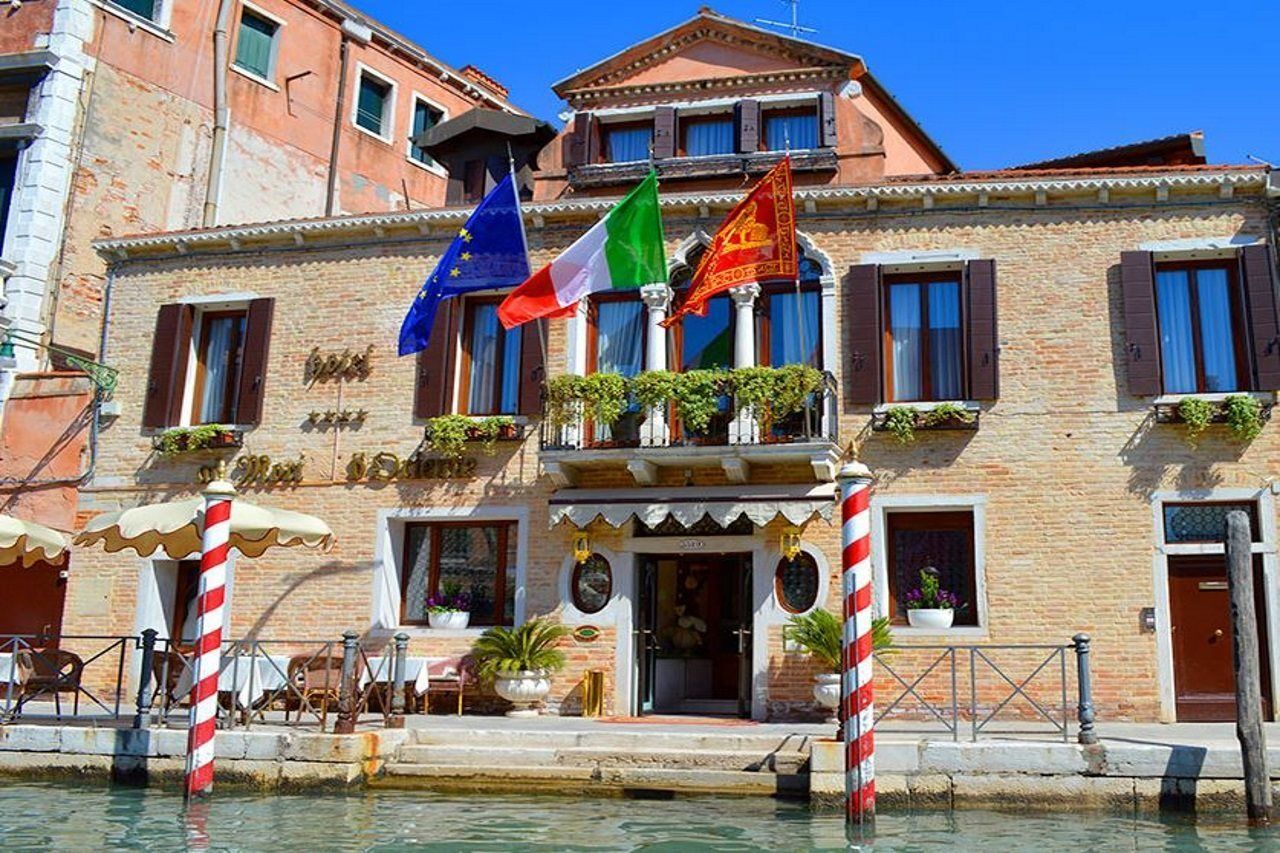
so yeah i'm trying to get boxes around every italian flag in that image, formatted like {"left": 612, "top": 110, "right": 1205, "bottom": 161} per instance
{"left": 498, "top": 172, "right": 666, "bottom": 329}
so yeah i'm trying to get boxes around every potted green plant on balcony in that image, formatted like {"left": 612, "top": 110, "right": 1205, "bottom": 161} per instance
{"left": 904, "top": 567, "right": 964, "bottom": 629}
{"left": 426, "top": 583, "right": 471, "bottom": 630}
{"left": 155, "top": 424, "right": 240, "bottom": 456}
{"left": 472, "top": 618, "right": 571, "bottom": 717}
{"left": 786, "top": 608, "right": 892, "bottom": 720}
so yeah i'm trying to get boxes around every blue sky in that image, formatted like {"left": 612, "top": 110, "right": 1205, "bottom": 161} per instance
{"left": 362, "top": 0, "right": 1280, "bottom": 170}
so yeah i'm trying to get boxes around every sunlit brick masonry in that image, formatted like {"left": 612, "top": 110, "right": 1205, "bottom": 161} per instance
{"left": 37, "top": 8, "right": 1280, "bottom": 728}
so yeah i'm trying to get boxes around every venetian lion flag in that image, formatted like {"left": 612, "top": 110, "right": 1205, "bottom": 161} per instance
{"left": 662, "top": 157, "right": 796, "bottom": 327}
{"left": 498, "top": 171, "right": 666, "bottom": 329}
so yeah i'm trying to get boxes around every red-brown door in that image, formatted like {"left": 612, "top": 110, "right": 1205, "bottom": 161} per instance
{"left": 0, "top": 558, "right": 67, "bottom": 645}
{"left": 1169, "top": 554, "right": 1272, "bottom": 721}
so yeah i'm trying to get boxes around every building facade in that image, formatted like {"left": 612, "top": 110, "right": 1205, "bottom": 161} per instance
{"left": 52, "top": 10, "right": 1280, "bottom": 723}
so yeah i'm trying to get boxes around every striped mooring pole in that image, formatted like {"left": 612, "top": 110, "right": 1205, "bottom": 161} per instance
{"left": 184, "top": 477, "right": 235, "bottom": 800}
{"left": 838, "top": 461, "right": 875, "bottom": 839}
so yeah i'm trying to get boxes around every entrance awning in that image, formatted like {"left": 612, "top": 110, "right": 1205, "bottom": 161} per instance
{"left": 547, "top": 484, "right": 837, "bottom": 529}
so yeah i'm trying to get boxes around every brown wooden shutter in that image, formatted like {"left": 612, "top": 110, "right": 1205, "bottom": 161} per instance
{"left": 562, "top": 113, "right": 589, "bottom": 168}
{"left": 413, "top": 302, "right": 458, "bottom": 419}
{"left": 585, "top": 115, "right": 602, "bottom": 164}
{"left": 1119, "top": 250, "right": 1162, "bottom": 397}
{"left": 818, "top": 91, "right": 838, "bottom": 148}
{"left": 1241, "top": 244, "right": 1280, "bottom": 391}
{"left": 142, "top": 303, "right": 194, "bottom": 429}
{"left": 653, "top": 106, "right": 676, "bottom": 159}
{"left": 518, "top": 318, "right": 546, "bottom": 416}
{"left": 735, "top": 99, "right": 759, "bottom": 153}
{"left": 234, "top": 297, "right": 274, "bottom": 426}
{"left": 965, "top": 260, "right": 999, "bottom": 400}
{"left": 845, "top": 264, "right": 881, "bottom": 405}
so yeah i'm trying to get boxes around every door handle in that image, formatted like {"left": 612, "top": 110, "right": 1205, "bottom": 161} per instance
{"left": 1214, "top": 629, "right": 1224, "bottom": 638}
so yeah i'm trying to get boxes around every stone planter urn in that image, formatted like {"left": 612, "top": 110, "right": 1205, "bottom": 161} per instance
{"left": 907, "top": 608, "right": 954, "bottom": 629}
{"left": 428, "top": 610, "right": 470, "bottom": 630}
{"left": 812, "top": 672, "right": 841, "bottom": 722}
{"left": 493, "top": 670, "right": 551, "bottom": 717}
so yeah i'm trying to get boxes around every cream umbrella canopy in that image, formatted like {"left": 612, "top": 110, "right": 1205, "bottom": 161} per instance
{"left": 0, "top": 515, "right": 69, "bottom": 568}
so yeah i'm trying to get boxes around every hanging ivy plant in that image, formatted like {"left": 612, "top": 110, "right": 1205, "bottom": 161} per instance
{"left": 731, "top": 366, "right": 777, "bottom": 422}
{"left": 770, "top": 364, "right": 826, "bottom": 420}
{"left": 1223, "top": 394, "right": 1264, "bottom": 442}
{"left": 631, "top": 370, "right": 681, "bottom": 412}
{"left": 921, "top": 402, "right": 975, "bottom": 428}
{"left": 1177, "top": 397, "right": 1214, "bottom": 443}
{"left": 882, "top": 406, "right": 919, "bottom": 444}
{"left": 424, "top": 415, "right": 472, "bottom": 459}
{"left": 674, "top": 370, "right": 728, "bottom": 434}
{"left": 579, "top": 372, "right": 629, "bottom": 427}
{"left": 544, "top": 375, "right": 586, "bottom": 430}
{"left": 473, "top": 416, "right": 515, "bottom": 455}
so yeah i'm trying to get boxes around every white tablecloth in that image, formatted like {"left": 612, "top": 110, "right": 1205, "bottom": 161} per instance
{"left": 0, "top": 652, "right": 26, "bottom": 692}
{"left": 358, "top": 656, "right": 437, "bottom": 696}
{"left": 173, "top": 654, "right": 292, "bottom": 710}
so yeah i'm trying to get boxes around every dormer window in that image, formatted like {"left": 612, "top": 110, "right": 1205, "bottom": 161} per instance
{"left": 604, "top": 122, "right": 652, "bottom": 163}
{"left": 680, "top": 115, "right": 735, "bottom": 157}
{"left": 762, "top": 107, "right": 819, "bottom": 152}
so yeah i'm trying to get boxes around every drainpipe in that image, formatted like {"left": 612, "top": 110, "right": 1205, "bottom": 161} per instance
{"left": 202, "top": 0, "right": 235, "bottom": 227}
{"left": 324, "top": 20, "right": 370, "bottom": 217}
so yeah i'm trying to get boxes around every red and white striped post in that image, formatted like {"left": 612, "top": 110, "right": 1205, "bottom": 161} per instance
{"left": 838, "top": 461, "right": 875, "bottom": 837}
{"left": 184, "top": 476, "right": 235, "bottom": 801}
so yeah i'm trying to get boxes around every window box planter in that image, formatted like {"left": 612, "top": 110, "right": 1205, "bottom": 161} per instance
{"left": 465, "top": 422, "right": 522, "bottom": 442}
{"left": 871, "top": 403, "right": 980, "bottom": 441}
{"left": 1153, "top": 399, "right": 1274, "bottom": 426}
{"left": 152, "top": 426, "right": 242, "bottom": 456}
{"left": 906, "top": 608, "right": 955, "bottom": 630}
{"left": 1153, "top": 394, "right": 1272, "bottom": 443}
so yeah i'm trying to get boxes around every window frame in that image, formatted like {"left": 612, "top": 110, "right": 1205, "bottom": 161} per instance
{"left": 399, "top": 521, "right": 515, "bottom": 628}
{"left": 1152, "top": 259, "right": 1252, "bottom": 395}
{"left": 188, "top": 308, "right": 247, "bottom": 426}
{"left": 352, "top": 64, "right": 397, "bottom": 143}
{"left": 586, "top": 290, "right": 647, "bottom": 375}
{"left": 601, "top": 119, "right": 654, "bottom": 164}
{"left": 407, "top": 92, "right": 448, "bottom": 175}
{"left": 570, "top": 554, "right": 613, "bottom": 615}
{"left": 773, "top": 552, "right": 821, "bottom": 614}
{"left": 881, "top": 270, "right": 968, "bottom": 403}
{"left": 756, "top": 279, "right": 822, "bottom": 367}
{"left": 760, "top": 106, "right": 820, "bottom": 152}
{"left": 230, "top": 2, "right": 283, "bottom": 87}
{"left": 678, "top": 113, "right": 736, "bottom": 157}
{"left": 885, "top": 509, "right": 978, "bottom": 627}
{"left": 458, "top": 296, "right": 522, "bottom": 416}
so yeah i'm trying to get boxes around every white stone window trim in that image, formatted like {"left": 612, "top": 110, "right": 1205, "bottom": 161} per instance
{"left": 1140, "top": 235, "right": 1260, "bottom": 262}
{"left": 870, "top": 495, "right": 990, "bottom": 638}
{"left": 873, "top": 400, "right": 980, "bottom": 415}
{"left": 351, "top": 62, "right": 398, "bottom": 145}
{"left": 405, "top": 92, "right": 449, "bottom": 178}
{"left": 174, "top": 294, "right": 257, "bottom": 431}
{"left": 1152, "top": 391, "right": 1274, "bottom": 407}
{"left": 588, "top": 92, "right": 823, "bottom": 121}
{"left": 859, "top": 248, "right": 980, "bottom": 274}
{"left": 1150, "top": 487, "right": 1279, "bottom": 723}
{"left": 92, "top": 0, "right": 175, "bottom": 41}
{"left": 230, "top": 0, "right": 285, "bottom": 88}
{"left": 370, "top": 505, "right": 529, "bottom": 638}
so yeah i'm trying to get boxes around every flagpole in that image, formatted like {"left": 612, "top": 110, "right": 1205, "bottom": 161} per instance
{"left": 782, "top": 133, "right": 810, "bottom": 370}
{"left": 508, "top": 142, "right": 550, "bottom": 384}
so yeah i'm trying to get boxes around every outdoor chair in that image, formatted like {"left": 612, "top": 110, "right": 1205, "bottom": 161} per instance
{"left": 16, "top": 648, "right": 84, "bottom": 719}
{"left": 286, "top": 653, "right": 358, "bottom": 727}
{"left": 152, "top": 649, "right": 192, "bottom": 713}
{"left": 425, "top": 656, "right": 475, "bottom": 716}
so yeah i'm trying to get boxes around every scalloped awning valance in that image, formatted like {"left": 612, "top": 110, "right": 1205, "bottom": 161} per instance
{"left": 548, "top": 484, "right": 837, "bottom": 529}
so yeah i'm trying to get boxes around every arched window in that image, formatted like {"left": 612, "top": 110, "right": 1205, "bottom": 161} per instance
{"left": 571, "top": 554, "right": 613, "bottom": 614}
{"left": 670, "top": 245, "right": 735, "bottom": 372}
{"left": 775, "top": 552, "right": 820, "bottom": 613}
{"left": 757, "top": 253, "right": 822, "bottom": 368}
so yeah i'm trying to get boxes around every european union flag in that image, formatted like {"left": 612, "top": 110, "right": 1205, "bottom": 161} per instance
{"left": 398, "top": 174, "right": 529, "bottom": 356}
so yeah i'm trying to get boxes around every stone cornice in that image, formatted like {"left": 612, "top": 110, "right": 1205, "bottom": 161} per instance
{"left": 563, "top": 67, "right": 846, "bottom": 108}
{"left": 94, "top": 168, "right": 1269, "bottom": 262}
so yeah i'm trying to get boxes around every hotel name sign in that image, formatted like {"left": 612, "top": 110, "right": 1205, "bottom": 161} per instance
{"left": 198, "top": 450, "right": 478, "bottom": 486}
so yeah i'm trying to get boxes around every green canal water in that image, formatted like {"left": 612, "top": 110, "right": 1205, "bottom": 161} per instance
{"left": 0, "top": 782, "right": 1274, "bottom": 851}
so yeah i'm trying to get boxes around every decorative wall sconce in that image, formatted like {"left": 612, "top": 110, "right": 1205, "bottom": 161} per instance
{"left": 780, "top": 525, "right": 803, "bottom": 561}
{"left": 572, "top": 529, "right": 592, "bottom": 564}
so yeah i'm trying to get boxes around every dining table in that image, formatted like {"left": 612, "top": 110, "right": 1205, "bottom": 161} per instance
{"left": 172, "top": 652, "right": 293, "bottom": 710}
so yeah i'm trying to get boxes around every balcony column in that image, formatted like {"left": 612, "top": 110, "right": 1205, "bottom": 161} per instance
{"left": 640, "top": 284, "right": 672, "bottom": 447}
{"left": 729, "top": 283, "right": 761, "bottom": 444}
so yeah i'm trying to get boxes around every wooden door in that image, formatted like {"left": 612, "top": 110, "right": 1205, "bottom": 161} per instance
{"left": 0, "top": 559, "right": 67, "bottom": 645}
{"left": 1169, "top": 554, "right": 1272, "bottom": 721}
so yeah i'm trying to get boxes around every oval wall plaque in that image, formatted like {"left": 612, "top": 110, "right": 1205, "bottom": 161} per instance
{"left": 573, "top": 625, "right": 601, "bottom": 643}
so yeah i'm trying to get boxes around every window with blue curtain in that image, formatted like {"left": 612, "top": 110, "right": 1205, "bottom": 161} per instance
{"left": 885, "top": 277, "right": 963, "bottom": 402}
{"left": 763, "top": 111, "right": 819, "bottom": 151}
{"left": 410, "top": 100, "right": 443, "bottom": 166}
{"left": 593, "top": 299, "right": 645, "bottom": 375}
{"left": 356, "top": 74, "right": 391, "bottom": 136}
{"left": 760, "top": 258, "right": 823, "bottom": 367}
{"left": 682, "top": 117, "right": 735, "bottom": 157}
{"left": 605, "top": 126, "right": 653, "bottom": 163}
{"left": 1156, "top": 264, "right": 1243, "bottom": 393}
{"left": 466, "top": 302, "right": 522, "bottom": 414}
{"left": 233, "top": 10, "right": 277, "bottom": 80}
{"left": 110, "top": 0, "right": 157, "bottom": 21}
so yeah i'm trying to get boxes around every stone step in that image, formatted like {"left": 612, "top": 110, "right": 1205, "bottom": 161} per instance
{"left": 380, "top": 763, "right": 804, "bottom": 796}
{"left": 395, "top": 743, "right": 809, "bottom": 772}
{"left": 407, "top": 727, "right": 817, "bottom": 754}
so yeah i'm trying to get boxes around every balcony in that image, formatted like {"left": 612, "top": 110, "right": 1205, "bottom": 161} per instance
{"left": 539, "top": 369, "right": 841, "bottom": 486}
{"left": 568, "top": 149, "right": 838, "bottom": 191}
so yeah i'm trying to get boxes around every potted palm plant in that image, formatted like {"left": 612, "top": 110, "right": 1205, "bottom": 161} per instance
{"left": 471, "top": 619, "right": 571, "bottom": 717}
{"left": 426, "top": 583, "right": 471, "bottom": 630}
{"left": 904, "top": 567, "right": 964, "bottom": 629}
{"left": 786, "top": 608, "right": 892, "bottom": 720}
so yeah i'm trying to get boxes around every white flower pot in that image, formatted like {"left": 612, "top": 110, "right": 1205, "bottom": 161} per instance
{"left": 493, "top": 670, "right": 552, "bottom": 717}
{"left": 428, "top": 611, "right": 470, "bottom": 630}
{"left": 907, "top": 608, "right": 954, "bottom": 629}
{"left": 812, "top": 673, "right": 841, "bottom": 722}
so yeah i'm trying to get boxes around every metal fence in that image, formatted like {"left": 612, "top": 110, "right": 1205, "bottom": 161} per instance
{"left": 873, "top": 635, "right": 1097, "bottom": 744}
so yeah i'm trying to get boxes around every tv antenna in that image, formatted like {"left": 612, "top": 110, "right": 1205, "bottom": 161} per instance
{"left": 755, "top": 0, "right": 818, "bottom": 39}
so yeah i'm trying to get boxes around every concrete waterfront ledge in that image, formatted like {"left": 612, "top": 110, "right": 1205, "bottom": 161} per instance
{"left": 810, "top": 738, "right": 1280, "bottom": 813}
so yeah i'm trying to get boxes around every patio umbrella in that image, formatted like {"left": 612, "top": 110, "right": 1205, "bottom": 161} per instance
{"left": 0, "top": 515, "right": 69, "bottom": 568}
{"left": 74, "top": 472, "right": 334, "bottom": 801}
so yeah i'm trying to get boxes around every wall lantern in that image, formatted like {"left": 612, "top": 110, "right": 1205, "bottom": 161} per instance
{"left": 572, "top": 528, "right": 592, "bottom": 564}
{"left": 780, "top": 525, "right": 803, "bottom": 561}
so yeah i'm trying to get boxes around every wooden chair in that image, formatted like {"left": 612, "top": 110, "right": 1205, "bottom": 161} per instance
{"left": 425, "top": 656, "right": 474, "bottom": 716}
{"left": 152, "top": 649, "right": 192, "bottom": 713}
{"left": 17, "top": 648, "right": 84, "bottom": 719}
{"left": 286, "top": 653, "right": 356, "bottom": 727}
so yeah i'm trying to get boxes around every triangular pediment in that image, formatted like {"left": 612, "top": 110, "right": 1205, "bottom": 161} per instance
{"left": 553, "top": 9, "right": 862, "bottom": 96}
